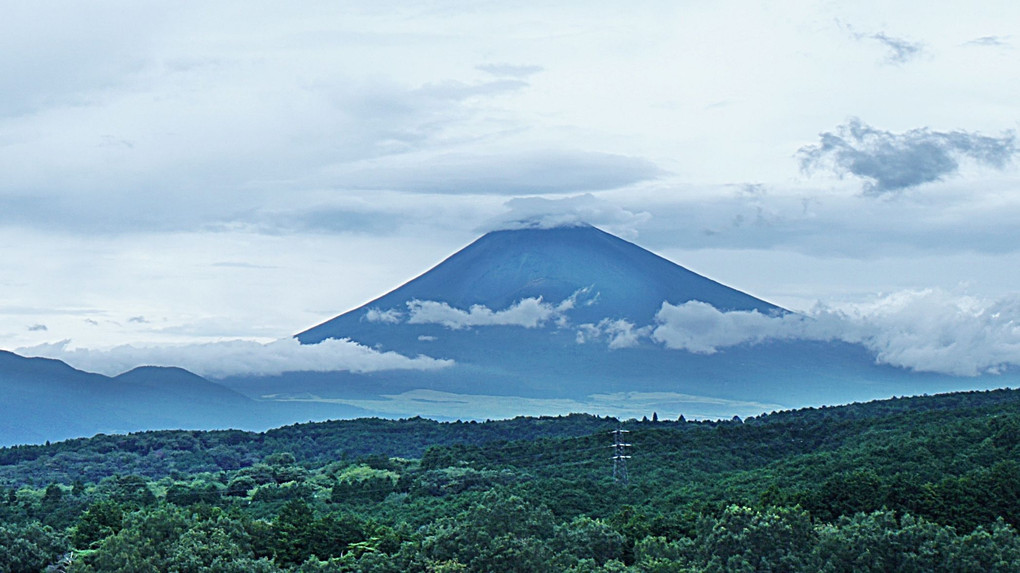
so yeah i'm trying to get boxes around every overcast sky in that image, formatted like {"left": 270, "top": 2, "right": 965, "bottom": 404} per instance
{"left": 3, "top": 1, "right": 1020, "bottom": 376}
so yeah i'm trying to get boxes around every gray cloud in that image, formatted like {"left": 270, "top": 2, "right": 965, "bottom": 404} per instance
{"left": 0, "top": 72, "right": 534, "bottom": 235}
{"left": 799, "top": 118, "right": 1017, "bottom": 194}
{"left": 255, "top": 207, "right": 404, "bottom": 236}
{"left": 331, "top": 150, "right": 662, "bottom": 196}
{"left": 18, "top": 337, "right": 452, "bottom": 379}
{"left": 0, "top": 4, "right": 161, "bottom": 119}
{"left": 476, "top": 63, "right": 544, "bottom": 78}
{"left": 413, "top": 78, "right": 530, "bottom": 101}
{"left": 870, "top": 32, "right": 924, "bottom": 64}
{"left": 27, "top": 324, "right": 47, "bottom": 332}
{"left": 838, "top": 21, "right": 925, "bottom": 65}
{"left": 964, "top": 35, "right": 1011, "bottom": 48}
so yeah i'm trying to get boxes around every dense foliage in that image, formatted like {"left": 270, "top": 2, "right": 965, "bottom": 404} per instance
{"left": 2, "top": 388, "right": 1020, "bottom": 571}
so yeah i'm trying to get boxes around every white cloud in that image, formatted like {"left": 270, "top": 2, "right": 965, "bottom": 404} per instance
{"left": 576, "top": 318, "right": 652, "bottom": 349}
{"left": 826, "top": 289, "right": 1020, "bottom": 377}
{"left": 406, "top": 297, "right": 569, "bottom": 330}
{"left": 390, "top": 288, "right": 594, "bottom": 330}
{"left": 483, "top": 194, "right": 653, "bottom": 240}
{"left": 648, "top": 291, "right": 1020, "bottom": 377}
{"left": 365, "top": 308, "right": 403, "bottom": 324}
{"left": 17, "top": 337, "right": 452, "bottom": 379}
{"left": 651, "top": 301, "right": 808, "bottom": 354}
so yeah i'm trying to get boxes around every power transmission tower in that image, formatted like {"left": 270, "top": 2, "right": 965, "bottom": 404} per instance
{"left": 610, "top": 429, "right": 631, "bottom": 484}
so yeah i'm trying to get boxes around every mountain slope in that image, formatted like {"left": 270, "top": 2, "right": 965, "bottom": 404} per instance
{"left": 299, "top": 224, "right": 781, "bottom": 346}
{"left": 218, "top": 225, "right": 1015, "bottom": 421}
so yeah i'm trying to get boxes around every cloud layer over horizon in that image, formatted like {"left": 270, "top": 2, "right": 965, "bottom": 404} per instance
{"left": 293, "top": 291, "right": 1020, "bottom": 378}
{"left": 17, "top": 337, "right": 452, "bottom": 379}
{"left": 19, "top": 288, "right": 1020, "bottom": 379}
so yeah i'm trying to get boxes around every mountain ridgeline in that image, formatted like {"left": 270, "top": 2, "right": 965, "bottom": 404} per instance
{"left": 0, "top": 350, "right": 367, "bottom": 447}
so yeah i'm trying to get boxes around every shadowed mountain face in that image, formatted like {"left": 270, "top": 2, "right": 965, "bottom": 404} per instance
{"left": 236, "top": 225, "right": 1010, "bottom": 421}
{"left": 299, "top": 224, "right": 782, "bottom": 347}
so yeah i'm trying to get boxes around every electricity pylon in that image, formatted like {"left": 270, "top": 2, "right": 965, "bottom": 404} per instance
{"left": 610, "top": 429, "right": 631, "bottom": 484}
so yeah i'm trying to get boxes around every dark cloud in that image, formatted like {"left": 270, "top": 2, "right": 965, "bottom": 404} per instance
{"left": 27, "top": 324, "right": 47, "bottom": 332}
{"left": 870, "top": 32, "right": 924, "bottom": 64}
{"left": 799, "top": 118, "right": 1017, "bottom": 194}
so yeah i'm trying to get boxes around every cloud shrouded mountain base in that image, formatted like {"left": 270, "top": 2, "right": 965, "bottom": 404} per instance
{"left": 13, "top": 225, "right": 1019, "bottom": 432}
{"left": 651, "top": 289, "right": 1020, "bottom": 377}
{"left": 18, "top": 337, "right": 450, "bottom": 379}
{"left": 227, "top": 225, "right": 1017, "bottom": 419}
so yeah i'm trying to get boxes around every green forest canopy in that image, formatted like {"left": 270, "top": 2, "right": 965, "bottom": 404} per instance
{"left": 2, "top": 387, "right": 1020, "bottom": 571}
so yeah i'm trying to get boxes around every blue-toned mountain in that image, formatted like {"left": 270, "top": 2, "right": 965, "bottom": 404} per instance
{"left": 219, "top": 225, "right": 1008, "bottom": 421}
{"left": 0, "top": 351, "right": 367, "bottom": 446}
{"left": 299, "top": 224, "right": 781, "bottom": 347}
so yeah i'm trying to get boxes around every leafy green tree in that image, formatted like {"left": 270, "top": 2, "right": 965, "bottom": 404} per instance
{"left": 552, "top": 516, "right": 626, "bottom": 566}
{"left": 227, "top": 475, "right": 258, "bottom": 497}
{"left": 0, "top": 521, "right": 67, "bottom": 573}
{"left": 72, "top": 500, "right": 124, "bottom": 548}
{"left": 695, "top": 505, "right": 816, "bottom": 572}
{"left": 97, "top": 475, "right": 156, "bottom": 508}
{"left": 418, "top": 491, "right": 557, "bottom": 572}
{"left": 274, "top": 499, "right": 317, "bottom": 565}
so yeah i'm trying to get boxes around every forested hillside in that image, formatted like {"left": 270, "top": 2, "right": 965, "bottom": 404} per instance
{"left": 2, "top": 388, "right": 1020, "bottom": 572}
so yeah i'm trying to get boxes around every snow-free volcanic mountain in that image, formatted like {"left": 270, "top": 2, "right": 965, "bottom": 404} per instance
{"left": 299, "top": 224, "right": 782, "bottom": 345}
{"left": 222, "top": 224, "right": 1004, "bottom": 421}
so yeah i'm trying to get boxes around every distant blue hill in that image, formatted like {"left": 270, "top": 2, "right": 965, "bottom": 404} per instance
{"left": 0, "top": 351, "right": 369, "bottom": 447}
{"left": 219, "top": 225, "right": 1017, "bottom": 421}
